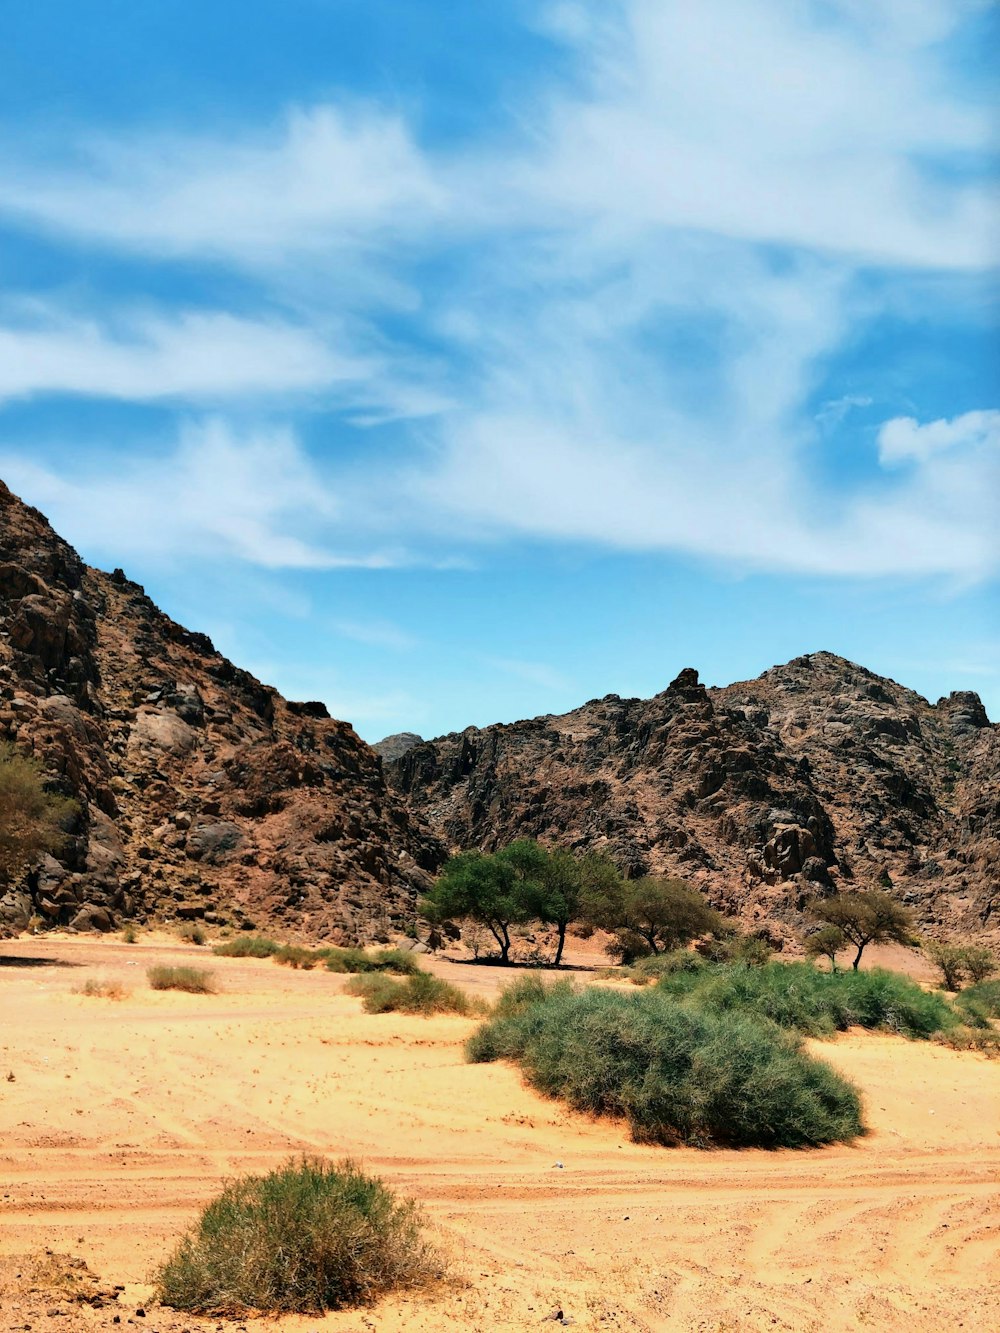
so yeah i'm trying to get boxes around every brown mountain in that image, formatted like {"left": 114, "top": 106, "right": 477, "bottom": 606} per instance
{"left": 387, "top": 657, "right": 999, "bottom": 942}
{"left": 0, "top": 481, "right": 443, "bottom": 940}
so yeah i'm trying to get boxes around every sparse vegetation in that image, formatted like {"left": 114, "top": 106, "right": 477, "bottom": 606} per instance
{"left": 346, "top": 971, "right": 475, "bottom": 1015}
{"left": 120, "top": 923, "right": 139, "bottom": 945}
{"left": 467, "top": 982, "right": 863, "bottom": 1148}
{"left": 274, "top": 943, "right": 327, "bottom": 969}
{"left": 148, "top": 965, "right": 217, "bottom": 994}
{"left": 955, "top": 978, "right": 1000, "bottom": 1022}
{"left": 0, "top": 743, "right": 78, "bottom": 889}
{"left": 176, "top": 922, "right": 207, "bottom": 946}
{"left": 156, "top": 1156, "right": 437, "bottom": 1315}
{"left": 76, "top": 977, "right": 129, "bottom": 1000}
{"left": 925, "top": 940, "right": 968, "bottom": 990}
{"left": 213, "top": 935, "right": 281, "bottom": 958}
{"left": 962, "top": 946, "right": 998, "bottom": 984}
{"left": 653, "top": 961, "right": 955, "bottom": 1039}
{"left": 324, "top": 947, "right": 423, "bottom": 976}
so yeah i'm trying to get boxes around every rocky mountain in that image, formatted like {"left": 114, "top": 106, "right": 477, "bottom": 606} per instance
{"left": 0, "top": 481, "right": 443, "bottom": 940}
{"left": 387, "top": 657, "right": 999, "bottom": 942}
{"left": 373, "top": 732, "right": 424, "bottom": 764}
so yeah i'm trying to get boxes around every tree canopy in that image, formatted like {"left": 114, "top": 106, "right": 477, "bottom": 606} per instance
{"left": 808, "top": 890, "right": 913, "bottom": 971}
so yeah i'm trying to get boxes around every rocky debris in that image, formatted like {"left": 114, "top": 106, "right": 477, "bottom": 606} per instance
{"left": 388, "top": 653, "right": 998, "bottom": 941}
{"left": 0, "top": 479, "right": 444, "bottom": 941}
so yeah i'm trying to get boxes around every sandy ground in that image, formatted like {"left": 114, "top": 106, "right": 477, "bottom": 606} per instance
{"left": 1, "top": 933, "right": 997, "bottom": 1332}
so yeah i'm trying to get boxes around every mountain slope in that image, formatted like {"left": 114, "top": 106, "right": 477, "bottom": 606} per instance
{"left": 387, "top": 656, "right": 998, "bottom": 940}
{"left": 0, "top": 481, "right": 443, "bottom": 939}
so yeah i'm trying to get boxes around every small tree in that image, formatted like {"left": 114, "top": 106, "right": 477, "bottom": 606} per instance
{"left": 420, "top": 850, "right": 532, "bottom": 964}
{"left": 585, "top": 875, "right": 720, "bottom": 957}
{"left": 925, "top": 940, "right": 967, "bottom": 991}
{"left": 0, "top": 744, "right": 76, "bottom": 889}
{"left": 804, "top": 924, "right": 846, "bottom": 972}
{"left": 524, "top": 846, "right": 622, "bottom": 967}
{"left": 809, "top": 891, "right": 913, "bottom": 971}
{"left": 961, "top": 946, "right": 998, "bottom": 984}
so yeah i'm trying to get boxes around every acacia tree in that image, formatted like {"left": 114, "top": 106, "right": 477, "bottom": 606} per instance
{"left": 522, "top": 846, "right": 622, "bottom": 967}
{"left": 419, "top": 850, "right": 533, "bottom": 964}
{"left": 803, "top": 924, "right": 846, "bottom": 972}
{"left": 809, "top": 890, "right": 913, "bottom": 971}
{"left": 0, "top": 745, "right": 76, "bottom": 889}
{"left": 585, "top": 874, "right": 720, "bottom": 959}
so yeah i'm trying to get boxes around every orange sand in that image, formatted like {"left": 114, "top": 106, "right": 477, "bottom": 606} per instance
{"left": 1, "top": 933, "right": 997, "bottom": 1331}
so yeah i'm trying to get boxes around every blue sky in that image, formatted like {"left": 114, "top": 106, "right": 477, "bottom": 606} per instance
{"left": 0, "top": 0, "right": 997, "bottom": 739}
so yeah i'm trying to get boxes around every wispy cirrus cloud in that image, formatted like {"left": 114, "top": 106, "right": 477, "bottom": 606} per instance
{"left": 0, "top": 0, "right": 995, "bottom": 589}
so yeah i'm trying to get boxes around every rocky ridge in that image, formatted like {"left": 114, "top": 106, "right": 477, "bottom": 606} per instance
{"left": 387, "top": 658, "right": 999, "bottom": 941}
{"left": 0, "top": 481, "right": 443, "bottom": 940}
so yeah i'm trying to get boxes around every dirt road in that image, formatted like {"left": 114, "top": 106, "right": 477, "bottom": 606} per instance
{"left": 1, "top": 934, "right": 997, "bottom": 1331}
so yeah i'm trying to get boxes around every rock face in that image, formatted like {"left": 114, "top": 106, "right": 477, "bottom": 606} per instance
{"left": 388, "top": 657, "right": 999, "bottom": 940}
{"left": 0, "top": 481, "right": 443, "bottom": 940}
{"left": 373, "top": 732, "right": 424, "bottom": 764}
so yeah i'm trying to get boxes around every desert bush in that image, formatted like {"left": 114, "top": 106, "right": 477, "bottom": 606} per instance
{"left": 324, "top": 947, "right": 423, "bottom": 976}
{"left": 695, "top": 932, "right": 772, "bottom": 967}
{"left": 346, "top": 971, "right": 473, "bottom": 1016}
{"left": 213, "top": 936, "right": 281, "bottom": 958}
{"left": 148, "top": 965, "right": 217, "bottom": 994}
{"left": 76, "top": 977, "right": 128, "bottom": 1000}
{"left": 610, "top": 949, "right": 709, "bottom": 985}
{"left": 273, "top": 944, "right": 327, "bottom": 969}
{"left": 925, "top": 940, "right": 968, "bottom": 990}
{"left": 934, "top": 1025, "right": 1000, "bottom": 1057}
{"left": 176, "top": 922, "right": 207, "bottom": 946}
{"left": 960, "top": 947, "right": 998, "bottom": 984}
{"left": 654, "top": 960, "right": 954, "bottom": 1039}
{"left": 467, "top": 984, "right": 862, "bottom": 1148}
{"left": 120, "top": 923, "right": 138, "bottom": 945}
{"left": 156, "top": 1156, "right": 437, "bottom": 1315}
{"left": 955, "top": 978, "right": 1000, "bottom": 1020}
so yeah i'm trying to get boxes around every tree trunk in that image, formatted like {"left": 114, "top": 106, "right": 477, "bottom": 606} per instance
{"left": 553, "top": 921, "right": 567, "bottom": 967}
{"left": 852, "top": 942, "right": 864, "bottom": 971}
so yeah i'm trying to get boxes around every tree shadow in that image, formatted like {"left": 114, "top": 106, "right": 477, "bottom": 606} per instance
{"left": 441, "top": 955, "right": 598, "bottom": 973}
{"left": 0, "top": 954, "right": 82, "bottom": 969}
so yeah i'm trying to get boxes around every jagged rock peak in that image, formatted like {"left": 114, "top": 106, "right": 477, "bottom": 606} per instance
{"left": 0, "top": 479, "right": 444, "bottom": 940}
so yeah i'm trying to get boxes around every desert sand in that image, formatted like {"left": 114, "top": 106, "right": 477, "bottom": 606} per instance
{"left": 1, "top": 933, "right": 997, "bottom": 1332}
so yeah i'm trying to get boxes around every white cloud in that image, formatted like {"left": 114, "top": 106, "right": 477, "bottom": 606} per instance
{"left": 0, "top": 105, "right": 444, "bottom": 264}
{"left": 0, "top": 306, "right": 373, "bottom": 404}
{"left": 509, "top": 0, "right": 995, "bottom": 270}
{"left": 0, "top": 420, "right": 408, "bottom": 571}
{"left": 877, "top": 409, "right": 1000, "bottom": 465}
{"left": 484, "top": 657, "right": 576, "bottom": 693}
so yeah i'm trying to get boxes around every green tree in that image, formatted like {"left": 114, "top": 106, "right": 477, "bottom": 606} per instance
{"left": 518, "top": 845, "right": 622, "bottom": 967}
{"left": 0, "top": 744, "right": 76, "bottom": 889}
{"left": 961, "top": 945, "right": 997, "bottom": 984}
{"left": 585, "top": 875, "right": 720, "bottom": 959}
{"left": 804, "top": 924, "right": 846, "bottom": 972}
{"left": 808, "top": 890, "right": 913, "bottom": 972}
{"left": 924, "top": 939, "right": 967, "bottom": 991}
{"left": 420, "top": 850, "right": 533, "bottom": 964}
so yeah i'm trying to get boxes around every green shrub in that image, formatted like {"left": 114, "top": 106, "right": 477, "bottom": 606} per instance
{"left": 655, "top": 961, "right": 955, "bottom": 1039}
{"left": 613, "top": 949, "right": 709, "bottom": 985}
{"left": 467, "top": 984, "right": 862, "bottom": 1148}
{"left": 346, "top": 971, "right": 473, "bottom": 1016}
{"left": 955, "top": 978, "right": 1000, "bottom": 1019}
{"left": 148, "top": 965, "right": 217, "bottom": 994}
{"left": 213, "top": 936, "right": 281, "bottom": 958}
{"left": 961, "top": 947, "right": 998, "bottom": 984}
{"left": 272, "top": 944, "right": 326, "bottom": 969}
{"left": 925, "top": 940, "right": 967, "bottom": 990}
{"left": 156, "top": 1156, "right": 437, "bottom": 1315}
{"left": 324, "top": 947, "right": 423, "bottom": 976}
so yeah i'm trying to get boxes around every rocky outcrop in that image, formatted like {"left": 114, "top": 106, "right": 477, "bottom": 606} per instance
{"left": 373, "top": 732, "right": 424, "bottom": 764}
{"left": 388, "top": 655, "right": 998, "bottom": 941}
{"left": 0, "top": 481, "right": 444, "bottom": 940}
